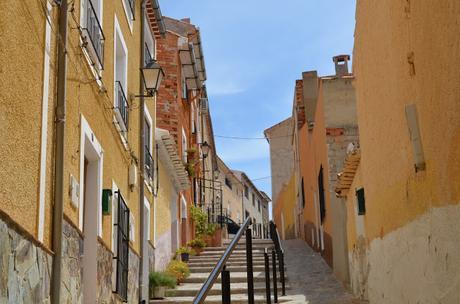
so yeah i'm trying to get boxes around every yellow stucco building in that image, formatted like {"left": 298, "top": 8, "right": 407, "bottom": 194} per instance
{"left": 0, "top": 0, "right": 170, "bottom": 302}
{"left": 335, "top": 1, "right": 460, "bottom": 303}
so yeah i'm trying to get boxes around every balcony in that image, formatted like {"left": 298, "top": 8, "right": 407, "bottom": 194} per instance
{"left": 144, "top": 147, "right": 154, "bottom": 184}
{"left": 82, "top": 0, "right": 105, "bottom": 70}
{"left": 144, "top": 42, "right": 154, "bottom": 67}
{"left": 114, "top": 81, "right": 129, "bottom": 132}
{"left": 114, "top": 191, "right": 129, "bottom": 301}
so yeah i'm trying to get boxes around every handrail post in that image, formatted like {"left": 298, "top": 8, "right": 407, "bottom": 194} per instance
{"left": 221, "top": 265, "right": 231, "bottom": 304}
{"left": 279, "top": 250, "right": 286, "bottom": 296}
{"left": 264, "top": 249, "right": 271, "bottom": 304}
{"left": 246, "top": 228, "right": 254, "bottom": 304}
{"left": 272, "top": 250, "right": 278, "bottom": 303}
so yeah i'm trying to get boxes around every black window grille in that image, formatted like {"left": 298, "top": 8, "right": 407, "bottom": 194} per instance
{"left": 115, "top": 81, "right": 129, "bottom": 132}
{"left": 114, "top": 191, "right": 129, "bottom": 301}
{"left": 301, "top": 177, "right": 306, "bottom": 208}
{"left": 318, "top": 166, "right": 326, "bottom": 223}
{"left": 82, "top": 0, "right": 105, "bottom": 69}
{"left": 356, "top": 188, "right": 366, "bottom": 215}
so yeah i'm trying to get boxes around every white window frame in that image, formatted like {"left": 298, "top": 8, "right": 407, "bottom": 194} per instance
{"left": 191, "top": 103, "right": 196, "bottom": 134}
{"left": 113, "top": 16, "right": 129, "bottom": 140}
{"left": 144, "top": 196, "right": 151, "bottom": 241}
{"left": 121, "top": 0, "right": 134, "bottom": 32}
{"left": 144, "top": 14, "right": 156, "bottom": 64}
{"left": 144, "top": 104, "right": 154, "bottom": 189}
{"left": 180, "top": 194, "right": 187, "bottom": 219}
{"left": 182, "top": 128, "right": 187, "bottom": 163}
{"left": 111, "top": 181, "right": 120, "bottom": 254}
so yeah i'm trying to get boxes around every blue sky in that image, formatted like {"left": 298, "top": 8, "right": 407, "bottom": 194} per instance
{"left": 161, "top": 1, "right": 357, "bottom": 199}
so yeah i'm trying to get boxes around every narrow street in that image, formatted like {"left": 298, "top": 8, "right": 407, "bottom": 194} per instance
{"left": 283, "top": 240, "right": 363, "bottom": 304}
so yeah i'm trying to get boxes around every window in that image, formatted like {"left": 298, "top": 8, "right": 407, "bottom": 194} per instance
{"left": 191, "top": 104, "right": 196, "bottom": 134}
{"left": 121, "top": 0, "right": 134, "bottom": 29}
{"left": 258, "top": 200, "right": 261, "bottom": 212}
{"left": 356, "top": 188, "right": 366, "bottom": 215}
{"left": 114, "top": 19, "right": 129, "bottom": 135}
{"left": 318, "top": 166, "right": 326, "bottom": 223}
{"left": 244, "top": 185, "right": 249, "bottom": 199}
{"left": 143, "top": 14, "right": 155, "bottom": 66}
{"left": 182, "top": 77, "right": 188, "bottom": 100}
{"left": 225, "top": 177, "right": 232, "bottom": 189}
{"left": 113, "top": 190, "right": 129, "bottom": 301}
{"left": 81, "top": 0, "right": 105, "bottom": 70}
{"left": 301, "top": 177, "right": 306, "bottom": 208}
{"left": 182, "top": 128, "right": 187, "bottom": 163}
{"left": 144, "top": 109, "right": 154, "bottom": 183}
{"left": 252, "top": 193, "right": 255, "bottom": 206}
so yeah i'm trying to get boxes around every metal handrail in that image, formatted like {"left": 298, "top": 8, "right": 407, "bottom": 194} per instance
{"left": 270, "top": 220, "right": 284, "bottom": 254}
{"left": 193, "top": 217, "right": 252, "bottom": 304}
{"left": 115, "top": 81, "right": 129, "bottom": 131}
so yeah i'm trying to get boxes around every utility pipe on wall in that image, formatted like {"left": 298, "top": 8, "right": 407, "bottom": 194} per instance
{"left": 51, "top": 0, "right": 68, "bottom": 303}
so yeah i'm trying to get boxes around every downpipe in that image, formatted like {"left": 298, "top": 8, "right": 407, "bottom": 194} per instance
{"left": 51, "top": 0, "right": 68, "bottom": 303}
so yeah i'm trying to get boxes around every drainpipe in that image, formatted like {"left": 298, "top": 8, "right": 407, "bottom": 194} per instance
{"left": 51, "top": 0, "right": 68, "bottom": 303}
{"left": 139, "top": 0, "right": 148, "bottom": 302}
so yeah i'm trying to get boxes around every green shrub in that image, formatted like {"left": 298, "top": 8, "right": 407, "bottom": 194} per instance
{"left": 149, "top": 272, "right": 176, "bottom": 289}
{"left": 166, "top": 260, "right": 190, "bottom": 283}
{"left": 176, "top": 246, "right": 192, "bottom": 255}
{"left": 187, "top": 238, "right": 206, "bottom": 249}
{"left": 190, "top": 205, "right": 208, "bottom": 237}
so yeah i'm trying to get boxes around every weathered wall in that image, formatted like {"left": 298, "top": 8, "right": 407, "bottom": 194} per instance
{"left": 0, "top": 216, "right": 53, "bottom": 303}
{"left": 273, "top": 174, "right": 297, "bottom": 240}
{"left": 351, "top": 0, "right": 460, "bottom": 302}
{"left": 265, "top": 118, "right": 294, "bottom": 206}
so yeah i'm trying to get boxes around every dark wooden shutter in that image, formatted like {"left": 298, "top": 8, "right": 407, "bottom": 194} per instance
{"left": 318, "top": 166, "right": 326, "bottom": 223}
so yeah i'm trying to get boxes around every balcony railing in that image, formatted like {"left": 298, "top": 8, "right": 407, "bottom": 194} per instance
{"left": 144, "top": 42, "right": 154, "bottom": 67}
{"left": 115, "top": 191, "right": 129, "bottom": 301}
{"left": 82, "top": 0, "right": 105, "bottom": 69}
{"left": 115, "top": 81, "right": 129, "bottom": 132}
{"left": 144, "top": 147, "right": 154, "bottom": 184}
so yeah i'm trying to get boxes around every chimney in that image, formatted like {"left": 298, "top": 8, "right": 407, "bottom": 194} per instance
{"left": 333, "top": 55, "right": 350, "bottom": 77}
{"left": 181, "top": 18, "right": 191, "bottom": 24}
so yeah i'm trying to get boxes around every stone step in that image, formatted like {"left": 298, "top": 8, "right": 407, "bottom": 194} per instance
{"left": 199, "top": 250, "right": 266, "bottom": 256}
{"left": 165, "top": 282, "right": 291, "bottom": 297}
{"left": 187, "top": 260, "right": 266, "bottom": 267}
{"left": 203, "top": 245, "right": 274, "bottom": 251}
{"left": 183, "top": 271, "right": 288, "bottom": 284}
{"left": 189, "top": 265, "right": 287, "bottom": 273}
{"left": 150, "top": 294, "right": 294, "bottom": 304}
{"left": 187, "top": 257, "right": 266, "bottom": 264}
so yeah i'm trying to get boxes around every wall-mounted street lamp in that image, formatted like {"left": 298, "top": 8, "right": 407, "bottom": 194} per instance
{"left": 200, "top": 141, "right": 210, "bottom": 159}
{"left": 135, "top": 60, "right": 165, "bottom": 98}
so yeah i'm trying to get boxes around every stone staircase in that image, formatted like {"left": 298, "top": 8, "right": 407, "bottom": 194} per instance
{"left": 150, "top": 238, "right": 293, "bottom": 303}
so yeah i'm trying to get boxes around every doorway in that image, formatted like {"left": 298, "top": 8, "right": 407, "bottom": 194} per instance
{"left": 79, "top": 117, "right": 103, "bottom": 304}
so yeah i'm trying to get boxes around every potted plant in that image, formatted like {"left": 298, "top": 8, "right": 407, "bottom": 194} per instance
{"left": 176, "top": 246, "right": 193, "bottom": 262}
{"left": 203, "top": 223, "right": 217, "bottom": 246}
{"left": 187, "top": 238, "right": 206, "bottom": 255}
{"left": 166, "top": 260, "right": 190, "bottom": 285}
{"left": 149, "top": 272, "right": 176, "bottom": 299}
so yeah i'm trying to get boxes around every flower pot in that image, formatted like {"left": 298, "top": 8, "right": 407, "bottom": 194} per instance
{"left": 150, "top": 286, "right": 166, "bottom": 299}
{"left": 192, "top": 246, "right": 203, "bottom": 255}
{"left": 180, "top": 252, "right": 189, "bottom": 262}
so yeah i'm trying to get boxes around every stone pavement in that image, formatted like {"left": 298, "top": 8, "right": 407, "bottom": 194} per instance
{"left": 282, "top": 239, "right": 365, "bottom": 304}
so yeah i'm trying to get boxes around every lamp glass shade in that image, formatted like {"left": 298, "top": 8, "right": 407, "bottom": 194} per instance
{"left": 201, "top": 141, "right": 210, "bottom": 158}
{"left": 142, "top": 61, "right": 164, "bottom": 93}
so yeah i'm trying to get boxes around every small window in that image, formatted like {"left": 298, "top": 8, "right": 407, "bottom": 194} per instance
{"left": 318, "top": 166, "right": 326, "bottom": 223}
{"left": 301, "top": 177, "right": 306, "bottom": 208}
{"left": 244, "top": 185, "right": 249, "bottom": 199}
{"left": 356, "top": 188, "right": 366, "bottom": 215}
{"left": 225, "top": 177, "right": 232, "bottom": 189}
{"left": 252, "top": 193, "right": 255, "bottom": 206}
{"left": 258, "top": 200, "right": 261, "bottom": 212}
